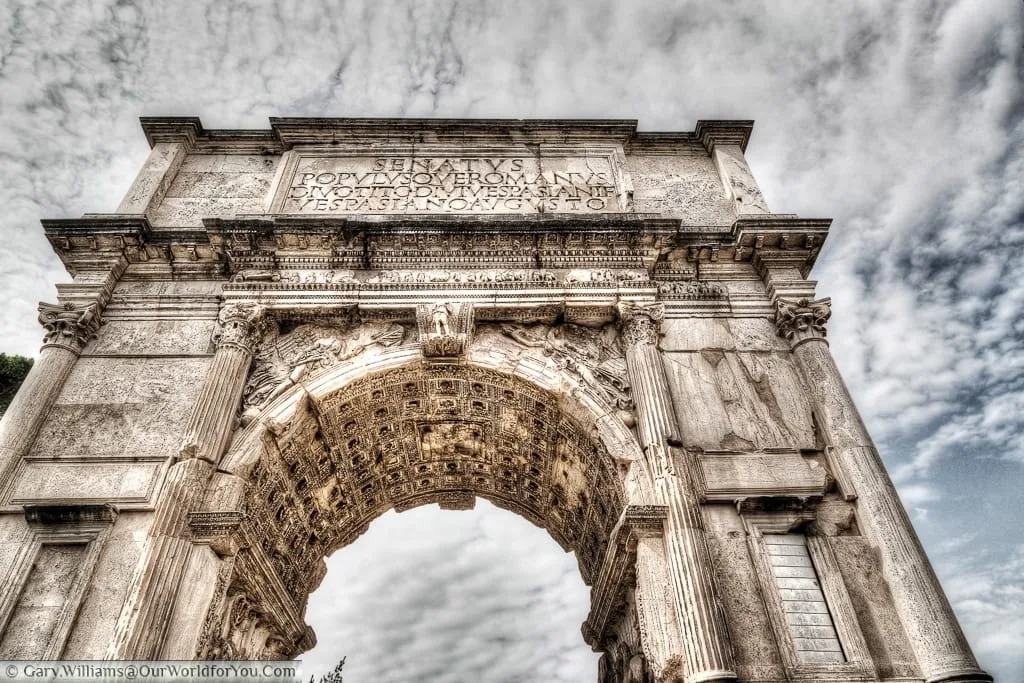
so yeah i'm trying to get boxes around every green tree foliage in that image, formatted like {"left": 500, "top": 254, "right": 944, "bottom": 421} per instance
{"left": 0, "top": 354, "right": 33, "bottom": 416}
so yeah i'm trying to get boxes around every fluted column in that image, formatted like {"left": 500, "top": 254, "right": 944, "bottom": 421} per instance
{"left": 0, "top": 302, "right": 102, "bottom": 491}
{"left": 775, "top": 297, "right": 991, "bottom": 683}
{"left": 617, "top": 302, "right": 736, "bottom": 683}
{"left": 109, "top": 302, "right": 266, "bottom": 659}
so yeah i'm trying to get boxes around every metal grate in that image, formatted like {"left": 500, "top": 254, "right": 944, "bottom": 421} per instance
{"left": 764, "top": 534, "right": 845, "bottom": 664}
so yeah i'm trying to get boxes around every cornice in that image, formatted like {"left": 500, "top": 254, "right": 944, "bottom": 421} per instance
{"left": 137, "top": 116, "right": 757, "bottom": 156}
{"left": 41, "top": 212, "right": 832, "bottom": 280}
{"left": 138, "top": 117, "right": 203, "bottom": 149}
{"left": 695, "top": 119, "right": 755, "bottom": 153}
{"left": 733, "top": 215, "right": 831, "bottom": 278}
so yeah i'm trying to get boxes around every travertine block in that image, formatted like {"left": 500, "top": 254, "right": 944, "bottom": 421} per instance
{"left": 703, "top": 505, "right": 786, "bottom": 680}
{"left": 625, "top": 155, "right": 735, "bottom": 225}
{"left": 660, "top": 317, "right": 788, "bottom": 353}
{"left": 662, "top": 351, "right": 815, "bottom": 451}
{"left": 10, "top": 461, "right": 163, "bottom": 505}
{"left": 62, "top": 512, "right": 152, "bottom": 659}
{"left": 88, "top": 320, "right": 217, "bottom": 356}
{"left": 28, "top": 358, "right": 207, "bottom": 461}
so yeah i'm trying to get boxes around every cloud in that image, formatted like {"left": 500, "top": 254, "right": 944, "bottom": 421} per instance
{"left": 0, "top": 0, "right": 1020, "bottom": 679}
{"left": 303, "top": 501, "right": 597, "bottom": 683}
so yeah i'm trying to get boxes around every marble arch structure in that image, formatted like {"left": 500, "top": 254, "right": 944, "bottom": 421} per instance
{"left": 0, "top": 117, "right": 991, "bottom": 682}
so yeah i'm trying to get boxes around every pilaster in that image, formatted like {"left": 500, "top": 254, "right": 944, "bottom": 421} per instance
{"left": 115, "top": 143, "right": 189, "bottom": 218}
{"left": 0, "top": 302, "right": 103, "bottom": 495}
{"left": 617, "top": 301, "right": 737, "bottom": 683}
{"left": 109, "top": 302, "right": 266, "bottom": 659}
{"left": 773, "top": 296, "right": 992, "bottom": 683}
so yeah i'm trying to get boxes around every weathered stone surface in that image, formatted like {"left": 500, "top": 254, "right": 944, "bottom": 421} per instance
{"left": 88, "top": 320, "right": 216, "bottom": 356}
{"left": 0, "top": 117, "right": 987, "bottom": 683}
{"left": 27, "top": 358, "right": 207, "bottom": 461}
{"left": 660, "top": 317, "right": 788, "bottom": 353}
{"left": 62, "top": 512, "right": 151, "bottom": 658}
{"left": 10, "top": 461, "right": 164, "bottom": 505}
{"left": 662, "top": 351, "right": 815, "bottom": 452}
{"left": 0, "top": 543, "right": 86, "bottom": 658}
{"left": 698, "top": 452, "right": 828, "bottom": 501}
{"left": 703, "top": 505, "right": 786, "bottom": 681}
{"left": 624, "top": 155, "right": 735, "bottom": 225}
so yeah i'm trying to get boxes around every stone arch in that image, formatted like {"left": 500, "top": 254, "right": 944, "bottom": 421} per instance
{"left": 196, "top": 346, "right": 656, "bottom": 665}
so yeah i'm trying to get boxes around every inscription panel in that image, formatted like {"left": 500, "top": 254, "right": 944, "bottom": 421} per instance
{"left": 272, "top": 150, "right": 625, "bottom": 214}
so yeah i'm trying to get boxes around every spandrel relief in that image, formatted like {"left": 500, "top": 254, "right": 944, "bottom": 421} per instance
{"left": 475, "top": 321, "right": 634, "bottom": 426}
{"left": 241, "top": 319, "right": 408, "bottom": 422}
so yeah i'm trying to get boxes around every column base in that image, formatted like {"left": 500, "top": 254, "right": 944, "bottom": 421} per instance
{"left": 925, "top": 670, "right": 994, "bottom": 683}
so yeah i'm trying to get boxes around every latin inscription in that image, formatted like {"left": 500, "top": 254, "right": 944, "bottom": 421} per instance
{"left": 281, "top": 156, "right": 621, "bottom": 213}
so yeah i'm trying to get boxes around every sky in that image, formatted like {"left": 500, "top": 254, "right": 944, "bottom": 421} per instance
{"left": 0, "top": 0, "right": 1021, "bottom": 680}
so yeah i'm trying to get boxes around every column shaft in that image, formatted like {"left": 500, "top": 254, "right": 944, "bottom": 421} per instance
{"left": 620, "top": 303, "right": 736, "bottom": 683}
{"left": 0, "top": 346, "right": 79, "bottom": 489}
{"left": 792, "top": 336, "right": 989, "bottom": 682}
{"left": 0, "top": 302, "right": 103, "bottom": 492}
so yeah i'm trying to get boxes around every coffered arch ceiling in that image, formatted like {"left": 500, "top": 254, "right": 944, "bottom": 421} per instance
{"left": 224, "top": 360, "right": 643, "bottom": 619}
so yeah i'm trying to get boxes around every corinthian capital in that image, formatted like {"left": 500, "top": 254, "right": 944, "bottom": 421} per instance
{"left": 616, "top": 301, "right": 664, "bottom": 347}
{"left": 38, "top": 301, "right": 102, "bottom": 352}
{"left": 775, "top": 297, "right": 831, "bottom": 344}
{"left": 213, "top": 302, "right": 267, "bottom": 353}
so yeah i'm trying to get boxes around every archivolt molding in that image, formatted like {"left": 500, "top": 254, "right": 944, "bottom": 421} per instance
{"left": 209, "top": 338, "right": 654, "bottom": 624}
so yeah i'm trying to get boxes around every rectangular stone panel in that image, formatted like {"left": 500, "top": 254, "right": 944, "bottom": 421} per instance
{"left": 87, "top": 320, "right": 216, "bottom": 356}
{"left": 660, "top": 317, "right": 789, "bottom": 353}
{"left": 624, "top": 154, "right": 735, "bottom": 225}
{"left": 150, "top": 197, "right": 266, "bottom": 228}
{"left": 662, "top": 350, "right": 815, "bottom": 451}
{"left": 698, "top": 452, "right": 828, "bottom": 500}
{"left": 270, "top": 150, "right": 625, "bottom": 214}
{"left": 9, "top": 461, "right": 164, "bottom": 505}
{"left": 0, "top": 543, "right": 86, "bottom": 659}
{"left": 29, "top": 358, "right": 207, "bottom": 462}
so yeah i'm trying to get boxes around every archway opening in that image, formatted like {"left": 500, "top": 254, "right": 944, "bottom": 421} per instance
{"left": 205, "top": 359, "right": 639, "bottom": 671}
{"left": 302, "top": 500, "right": 601, "bottom": 681}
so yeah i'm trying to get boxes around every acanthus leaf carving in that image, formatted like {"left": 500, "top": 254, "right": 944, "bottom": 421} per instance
{"left": 213, "top": 303, "right": 268, "bottom": 354}
{"left": 37, "top": 301, "right": 102, "bottom": 351}
{"left": 774, "top": 296, "right": 831, "bottom": 343}
{"left": 616, "top": 301, "right": 664, "bottom": 348}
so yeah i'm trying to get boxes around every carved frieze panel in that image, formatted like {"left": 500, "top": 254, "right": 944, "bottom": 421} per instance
{"left": 476, "top": 321, "right": 632, "bottom": 416}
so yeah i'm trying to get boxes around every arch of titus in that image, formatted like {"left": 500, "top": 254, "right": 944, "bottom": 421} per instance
{"left": 0, "top": 117, "right": 990, "bottom": 683}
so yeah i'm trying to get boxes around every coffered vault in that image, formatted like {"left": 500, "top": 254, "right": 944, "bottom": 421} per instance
{"left": 0, "top": 117, "right": 991, "bottom": 683}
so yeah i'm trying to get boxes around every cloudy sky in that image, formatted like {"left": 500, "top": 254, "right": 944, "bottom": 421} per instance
{"left": 1, "top": 0, "right": 1021, "bottom": 680}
